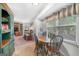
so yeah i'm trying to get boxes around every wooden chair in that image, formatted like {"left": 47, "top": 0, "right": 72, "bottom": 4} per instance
{"left": 46, "top": 35, "right": 63, "bottom": 56}
{"left": 34, "top": 34, "right": 46, "bottom": 56}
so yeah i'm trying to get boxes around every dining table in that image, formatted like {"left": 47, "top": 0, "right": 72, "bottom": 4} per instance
{"left": 38, "top": 35, "right": 52, "bottom": 44}
{"left": 38, "top": 36, "right": 51, "bottom": 55}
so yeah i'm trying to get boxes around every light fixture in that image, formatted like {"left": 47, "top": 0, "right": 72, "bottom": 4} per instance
{"left": 32, "top": 3, "right": 39, "bottom": 6}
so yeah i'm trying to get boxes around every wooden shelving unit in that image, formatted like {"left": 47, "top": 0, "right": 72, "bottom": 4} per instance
{"left": 14, "top": 22, "right": 23, "bottom": 36}
{"left": 0, "top": 3, "right": 14, "bottom": 56}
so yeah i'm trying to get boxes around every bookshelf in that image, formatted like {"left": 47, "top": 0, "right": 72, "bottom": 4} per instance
{"left": 0, "top": 3, "right": 14, "bottom": 56}
{"left": 14, "top": 22, "right": 23, "bottom": 36}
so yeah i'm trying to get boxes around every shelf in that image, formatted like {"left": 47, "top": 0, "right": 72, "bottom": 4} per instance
{"left": 2, "top": 30, "right": 10, "bottom": 34}
{"left": 2, "top": 18, "right": 9, "bottom": 23}
{"left": 0, "top": 40, "right": 10, "bottom": 48}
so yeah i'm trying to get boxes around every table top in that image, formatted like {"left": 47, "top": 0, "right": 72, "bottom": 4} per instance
{"left": 39, "top": 36, "right": 51, "bottom": 43}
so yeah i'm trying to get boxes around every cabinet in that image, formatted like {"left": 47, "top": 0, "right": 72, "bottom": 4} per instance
{"left": 0, "top": 3, "right": 14, "bottom": 56}
{"left": 14, "top": 22, "right": 23, "bottom": 36}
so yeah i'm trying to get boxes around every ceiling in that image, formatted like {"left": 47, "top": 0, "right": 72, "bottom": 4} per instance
{"left": 7, "top": 3, "right": 47, "bottom": 23}
{"left": 37, "top": 3, "right": 72, "bottom": 20}
{"left": 7, "top": 3, "right": 72, "bottom": 23}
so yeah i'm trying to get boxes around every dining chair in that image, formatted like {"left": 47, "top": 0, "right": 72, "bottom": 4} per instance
{"left": 34, "top": 33, "right": 45, "bottom": 56}
{"left": 46, "top": 35, "right": 63, "bottom": 56}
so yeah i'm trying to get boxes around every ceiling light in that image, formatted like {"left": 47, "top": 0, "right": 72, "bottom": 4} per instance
{"left": 32, "top": 3, "right": 39, "bottom": 6}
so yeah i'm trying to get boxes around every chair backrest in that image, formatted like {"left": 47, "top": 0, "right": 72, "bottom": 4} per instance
{"left": 50, "top": 35, "right": 63, "bottom": 50}
{"left": 34, "top": 33, "right": 39, "bottom": 45}
{"left": 48, "top": 33, "right": 55, "bottom": 40}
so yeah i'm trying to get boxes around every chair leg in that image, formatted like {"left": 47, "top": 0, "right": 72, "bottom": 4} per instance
{"left": 37, "top": 48, "right": 39, "bottom": 56}
{"left": 56, "top": 51, "right": 61, "bottom": 56}
{"left": 34, "top": 47, "right": 39, "bottom": 56}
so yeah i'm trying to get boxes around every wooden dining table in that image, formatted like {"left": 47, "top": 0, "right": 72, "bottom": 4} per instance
{"left": 39, "top": 36, "right": 45, "bottom": 42}
{"left": 38, "top": 36, "right": 51, "bottom": 55}
{"left": 39, "top": 36, "right": 51, "bottom": 43}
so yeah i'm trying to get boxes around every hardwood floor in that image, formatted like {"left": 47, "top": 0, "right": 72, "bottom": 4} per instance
{"left": 13, "top": 36, "right": 35, "bottom": 56}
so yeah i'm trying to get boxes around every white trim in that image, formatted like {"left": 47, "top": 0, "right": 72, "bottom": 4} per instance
{"left": 47, "top": 23, "right": 76, "bottom": 28}
{"left": 60, "top": 50, "right": 65, "bottom": 56}
{"left": 35, "top": 4, "right": 56, "bottom": 19}
{"left": 63, "top": 39, "right": 77, "bottom": 45}
{"left": 57, "top": 24, "right": 76, "bottom": 27}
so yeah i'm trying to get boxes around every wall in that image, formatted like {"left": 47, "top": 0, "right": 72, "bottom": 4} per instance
{"left": 60, "top": 42, "right": 79, "bottom": 56}
{"left": 34, "top": 20, "right": 41, "bottom": 37}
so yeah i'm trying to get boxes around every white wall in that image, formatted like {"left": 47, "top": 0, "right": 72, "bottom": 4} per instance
{"left": 60, "top": 42, "right": 79, "bottom": 56}
{"left": 34, "top": 20, "right": 41, "bottom": 37}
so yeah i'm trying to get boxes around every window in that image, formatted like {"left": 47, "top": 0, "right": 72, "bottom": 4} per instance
{"left": 52, "top": 13, "right": 56, "bottom": 20}
{"left": 58, "top": 26, "right": 76, "bottom": 41}
{"left": 58, "top": 11, "right": 60, "bottom": 19}
{"left": 62, "top": 8, "right": 66, "bottom": 18}
{"left": 60, "top": 10, "right": 63, "bottom": 18}
{"left": 76, "top": 3, "right": 79, "bottom": 14}
{"left": 67, "top": 5, "right": 72, "bottom": 16}
{"left": 55, "top": 12, "right": 58, "bottom": 20}
{"left": 73, "top": 3, "right": 76, "bottom": 15}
